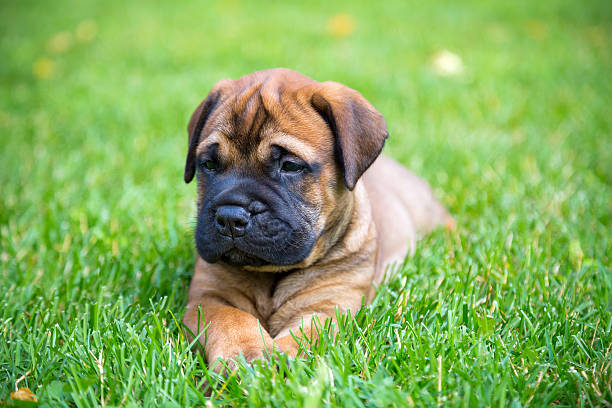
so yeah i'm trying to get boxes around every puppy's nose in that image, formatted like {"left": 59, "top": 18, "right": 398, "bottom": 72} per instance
{"left": 215, "top": 205, "right": 250, "bottom": 237}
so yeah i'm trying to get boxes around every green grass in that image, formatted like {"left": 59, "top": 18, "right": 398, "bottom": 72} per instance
{"left": 1, "top": 0, "right": 611, "bottom": 406}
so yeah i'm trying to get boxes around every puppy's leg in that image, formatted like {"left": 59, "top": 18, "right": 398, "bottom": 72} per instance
{"left": 184, "top": 259, "right": 291, "bottom": 368}
{"left": 184, "top": 298, "right": 277, "bottom": 369}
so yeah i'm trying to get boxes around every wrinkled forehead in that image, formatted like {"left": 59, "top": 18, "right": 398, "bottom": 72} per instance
{"left": 195, "top": 86, "right": 333, "bottom": 163}
{"left": 196, "top": 130, "right": 320, "bottom": 164}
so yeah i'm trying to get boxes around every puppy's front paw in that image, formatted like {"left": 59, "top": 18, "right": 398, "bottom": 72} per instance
{"left": 201, "top": 347, "right": 269, "bottom": 396}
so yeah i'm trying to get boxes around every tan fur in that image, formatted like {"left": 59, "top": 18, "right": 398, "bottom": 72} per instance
{"left": 183, "top": 69, "right": 452, "bottom": 368}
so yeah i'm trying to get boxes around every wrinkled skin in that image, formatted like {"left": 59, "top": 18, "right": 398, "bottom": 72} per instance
{"left": 194, "top": 145, "right": 318, "bottom": 268}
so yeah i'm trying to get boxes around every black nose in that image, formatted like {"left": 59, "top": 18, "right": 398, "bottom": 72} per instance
{"left": 215, "top": 205, "right": 250, "bottom": 237}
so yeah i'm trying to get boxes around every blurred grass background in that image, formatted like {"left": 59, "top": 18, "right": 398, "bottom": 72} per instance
{"left": 1, "top": 0, "right": 611, "bottom": 406}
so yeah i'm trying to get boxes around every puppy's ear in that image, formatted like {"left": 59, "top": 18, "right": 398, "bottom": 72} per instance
{"left": 184, "top": 89, "right": 223, "bottom": 183}
{"left": 311, "top": 82, "right": 388, "bottom": 190}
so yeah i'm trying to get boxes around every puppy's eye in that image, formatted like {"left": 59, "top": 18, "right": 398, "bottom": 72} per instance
{"left": 200, "top": 160, "right": 218, "bottom": 171}
{"left": 281, "top": 160, "right": 304, "bottom": 173}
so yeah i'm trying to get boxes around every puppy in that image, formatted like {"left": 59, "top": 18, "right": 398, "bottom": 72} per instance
{"left": 182, "top": 68, "right": 451, "bottom": 366}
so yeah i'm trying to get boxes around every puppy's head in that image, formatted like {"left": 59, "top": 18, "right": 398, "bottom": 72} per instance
{"left": 184, "top": 68, "right": 387, "bottom": 271}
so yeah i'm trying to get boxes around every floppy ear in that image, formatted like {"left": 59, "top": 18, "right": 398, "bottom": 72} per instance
{"left": 311, "top": 82, "right": 388, "bottom": 190}
{"left": 184, "top": 90, "right": 222, "bottom": 183}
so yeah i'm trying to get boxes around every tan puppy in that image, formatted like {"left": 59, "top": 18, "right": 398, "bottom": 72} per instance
{"left": 182, "top": 68, "right": 451, "bottom": 366}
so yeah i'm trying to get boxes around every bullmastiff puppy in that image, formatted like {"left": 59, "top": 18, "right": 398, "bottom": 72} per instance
{"left": 182, "top": 68, "right": 452, "bottom": 368}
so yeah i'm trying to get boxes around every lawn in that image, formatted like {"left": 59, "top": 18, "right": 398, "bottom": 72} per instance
{"left": 1, "top": 0, "right": 611, "bottom": 406}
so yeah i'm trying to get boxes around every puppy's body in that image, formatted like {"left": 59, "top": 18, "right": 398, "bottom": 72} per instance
{"left": 182, "top": 69, "right": 451, "bottom": 364}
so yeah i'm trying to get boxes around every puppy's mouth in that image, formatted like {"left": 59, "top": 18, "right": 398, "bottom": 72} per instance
{"left": 220, "top": 247, "right": 267, "bottom": 267}
{"left": 195, "top": 207, "right": 316, "bottom": 268}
